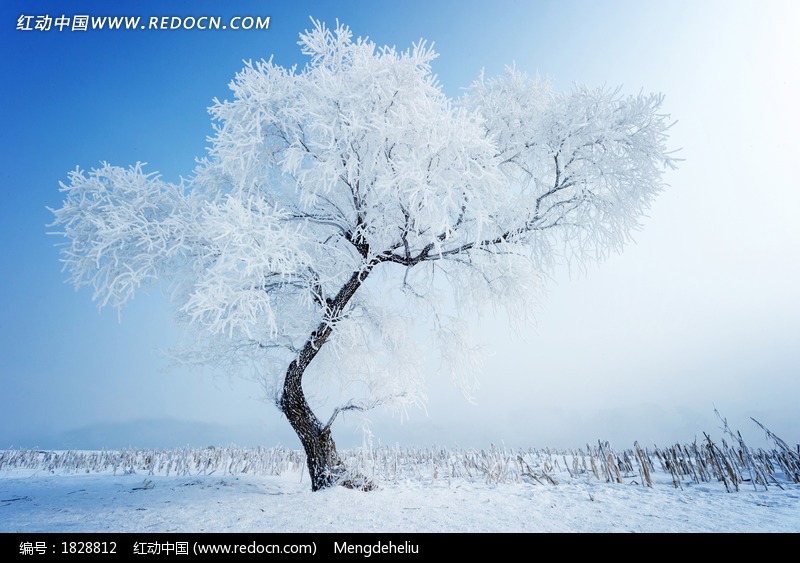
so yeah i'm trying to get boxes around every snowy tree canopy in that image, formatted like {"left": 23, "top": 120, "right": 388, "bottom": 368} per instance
{"left": 50, "top": 20, "right": 676, "bottom": 435}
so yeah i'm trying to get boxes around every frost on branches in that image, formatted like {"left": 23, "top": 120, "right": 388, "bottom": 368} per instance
{"left": 49, "top": 21, "right": 676, "bottom": 491}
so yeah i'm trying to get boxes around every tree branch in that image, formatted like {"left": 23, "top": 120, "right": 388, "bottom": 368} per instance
{"left": 323, "top": 397, "right": 385, "bottom": 432}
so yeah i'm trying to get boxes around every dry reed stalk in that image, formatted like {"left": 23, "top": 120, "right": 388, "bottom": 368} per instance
{"left": 2, "top": 421, "right": 798, "bottom": 490}
{"left": 751, "top": 418, "right": 800, "bottom": 483}
{"left": 679, "top": 445, "right": 699, "bottom": 484}
{"left": 634, "top": 442, "right": 653, "bottom": 487}
{"left": 563, "top": 455, "right": 574, "bottom": 479}
{"left": 597, "top": 441, "right": 623, "bottom": 484}
{"left": 704, "top": 433, "right": 732, "bottom": 492}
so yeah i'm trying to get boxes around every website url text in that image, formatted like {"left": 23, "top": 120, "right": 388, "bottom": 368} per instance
{"left": 17, "top": 15, "right": 271, "bottom": 32}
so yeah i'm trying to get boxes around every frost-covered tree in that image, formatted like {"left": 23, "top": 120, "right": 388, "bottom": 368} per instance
{"left": 50, "top": 21, "right": 676, "bottom": 491}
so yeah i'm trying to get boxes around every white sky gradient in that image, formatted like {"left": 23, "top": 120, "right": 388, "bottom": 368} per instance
{"left": 1, "top": 0, "right": 797, "bottom": 452}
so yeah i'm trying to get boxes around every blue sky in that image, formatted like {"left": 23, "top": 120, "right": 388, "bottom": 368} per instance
{"left": 1, "top": 0, "right": 798, "bottom": 451}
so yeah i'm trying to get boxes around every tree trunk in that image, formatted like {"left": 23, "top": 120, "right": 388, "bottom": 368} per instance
{"left": 279, "top": 262, "right": 379, "bottom": 491}
{"left": 279, "top": 359, "right": 344, "bottom": 491}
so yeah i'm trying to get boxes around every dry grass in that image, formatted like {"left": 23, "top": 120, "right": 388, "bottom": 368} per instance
{"left": 2, "top": 418, "right": 797, "bottom": 492}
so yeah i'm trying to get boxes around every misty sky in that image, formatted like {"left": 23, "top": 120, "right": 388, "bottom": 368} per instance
{"left": 1, "top": 0, "right": 798, "bottom": 451}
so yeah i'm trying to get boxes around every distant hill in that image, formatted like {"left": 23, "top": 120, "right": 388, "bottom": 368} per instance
{"left": 6, "top": 418, "right": 299, "bottom": 451}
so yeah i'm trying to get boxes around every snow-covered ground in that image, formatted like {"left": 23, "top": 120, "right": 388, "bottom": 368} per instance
{"left": 2, "top": 452, "right": 798, "bottom": 533}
